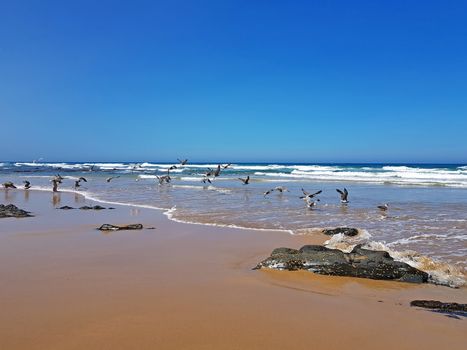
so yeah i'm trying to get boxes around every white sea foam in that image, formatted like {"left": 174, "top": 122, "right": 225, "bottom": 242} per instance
{"left": 323, "top": 229, "right": 466, "bottom": 288}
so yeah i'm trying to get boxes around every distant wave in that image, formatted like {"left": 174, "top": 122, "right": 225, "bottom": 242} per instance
{"left": 2, "top": 162, "right": 467, "bottom": 188}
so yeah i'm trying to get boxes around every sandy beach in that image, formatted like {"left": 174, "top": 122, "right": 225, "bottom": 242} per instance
{"left": 0, "top": 190, "right": 466, "bottom": 350}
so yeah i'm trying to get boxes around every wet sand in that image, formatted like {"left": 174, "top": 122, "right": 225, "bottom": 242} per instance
{"left": 0, "top": 190, "right": 466, "bottom": 350}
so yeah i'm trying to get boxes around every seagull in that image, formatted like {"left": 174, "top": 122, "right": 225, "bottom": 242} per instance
{"left": 238, "top": 176, "right": 250, "bottom": 185}
{"left": 303, "top": 197, "right": 320, "bottom": 209}
{"left": 377, "top": 203, "right": 389, "bottom": 211}
{"left": 74, "top": 180, "right": 81, "bottom": 189}
{"left": 202, "top": 177, "right": 212, "bottom": 184}
{"left": 178, "top": 159, "right": 188, "bottom": 166}
{"left": 213, "top": 164, "right": 222, "bottom": 177}
{"left": 78, "top": 177, "right": 87, "bottom": 182}
{"left": 336, "top": 188, "right": 349, "bottom": 203}
{"left": 156, "top": 175, "right": 171, "bottom": 185}
{"left": 106, "top": 176, "right": 120, "bottom": 183}
{"left": 54, "top": 174, "right": 64, "bottom": 182}
{"left": 23, "top": 180, "right": 31, "bottom": 189}
{"left": 299, "top": 188, "right": 322, "bottom": 199}
{"left": 263, "top": 186, "right": 289, "bottom": 196}
{"left": 169, "top": 165, "right": 178, "bottom": 171}
{"left": 2, "top": 181, "right": 16, "bottom": 189}
{"left": 51, "top": 179, "right": 60, "bottom": 192}
{"left": 222, "top": 163, "right": 232, "bottom": 169}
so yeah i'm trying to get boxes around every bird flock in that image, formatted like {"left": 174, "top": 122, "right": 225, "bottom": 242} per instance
{"left": 1, "top": 159, "right": 391, "bottom": 212}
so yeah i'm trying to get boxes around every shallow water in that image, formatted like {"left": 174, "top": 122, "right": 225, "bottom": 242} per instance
{"left": 1, "top": 161, "right": 466, "bottom": 286}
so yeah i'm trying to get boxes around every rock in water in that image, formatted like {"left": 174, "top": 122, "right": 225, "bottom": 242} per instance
{"left": 410, "top": 300, "right": 467, "bottom": 312}
{"left": 97, "top": 224, "right": 144, "bottom": 231}
{"left": 322, "top": 227, "right": 359, "bottom": 236}
{"left": 0, "top": 204, "right": 33, "bottom": 218}
{"left": 254, "top": 244, "right": 428, "bottom": 283}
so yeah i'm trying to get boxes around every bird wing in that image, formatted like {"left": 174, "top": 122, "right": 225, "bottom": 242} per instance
{"left": 336, "top": 189, "right": 344, "bottom": 195}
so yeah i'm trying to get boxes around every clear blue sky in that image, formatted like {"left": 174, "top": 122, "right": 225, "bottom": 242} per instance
{"left": 1, "top": 0, "right": 466, "bottom": 163}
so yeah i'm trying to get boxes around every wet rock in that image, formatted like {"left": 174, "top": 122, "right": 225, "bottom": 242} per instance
{"left": 97, "top": 224, "right": 144, "bottom": 231}
{"left": 79, "top": 205, "right": 107, "bottom": 210}
{"left": 0, "top": 204, "right": 33, "bottom": 218}
{"left": 322, "top": 227, "right": 359, "bottom": 236}
{"left": 57, "top": 206, "right": 75, "bottom": 210}
{"left": 410, "top": 300, "right": 467, "bottom": 312}
{"left": 254, "top": 244, "right": 428, "bottom": 283}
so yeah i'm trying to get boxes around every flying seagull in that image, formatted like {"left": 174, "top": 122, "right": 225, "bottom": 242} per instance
{"left": 106, "top": 176, "right": 120, "bottom": 183}
{"left": 178, "top": 159, "right": 188, "bottom": 166}
{"left": 156, "top": 175, "right": 171, "bottom": 185}
{"left": 202, "top": 177, "right": 212, "bottom": 184}
{"left": 299, "top": 188, "right": 322, "bottom": 199}
{"left": 263, "top": 186, "right": 289, "bottom": 196}
{"left": 78, "top": 177, "right": 87, "bottom": 182}
{"left": 336, "top": 188, "right": 349, "bottom": 203}
{"left": 213, "top": 165, "right": 222, "bottom": 177}
{"left": 222, "top": 163, "right": 232, "bottom": 169}
{"left": 238, "top": 176, "right": 250, "bottom": 185}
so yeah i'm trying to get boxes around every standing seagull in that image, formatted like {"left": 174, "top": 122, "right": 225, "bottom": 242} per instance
{"left": 377, "top": 203, "right": 389, "bottom": 211}
{"left": 336, "top": 188, "right": 349, "bottom": 203}
{"left": 238, "top": 176, "right": 250, "bottom": 185}
{"left": 51, "top": 179, "right": 60, "bottom": 192}
{"left": 23, "top": 180, "right": 31, "bottom": 189}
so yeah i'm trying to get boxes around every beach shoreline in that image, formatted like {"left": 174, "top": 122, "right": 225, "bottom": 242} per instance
{"left": 0, "top": 189, "right": 466, "bottom": 349}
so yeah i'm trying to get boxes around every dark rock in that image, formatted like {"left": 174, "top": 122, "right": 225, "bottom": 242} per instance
{"left": 322, "top": 227, "right": 359, "bottom": 236}
{"left": 0, "top": 204, "right": 33, "bottom": 218}
{"left": 254, "top": 244, "right": 428, "bottom": 284}
{"left": 410, "top": 300, "right": 467, "bottom": 312}
{"left": 97, "top": 224, "right": 144, "bottom": 231}
{"left": 79, "top": 205, "right": 106, "bottom": 210}
{"left": 57, "top": 206, "right": 75, "bottom": 210}
{"left": 108, "top": 207, "right": 115, "bottom": 210}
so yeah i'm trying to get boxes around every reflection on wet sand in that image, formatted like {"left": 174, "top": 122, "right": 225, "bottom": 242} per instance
{"left": 52, "top": 193, "right": 61, "bottom": 207}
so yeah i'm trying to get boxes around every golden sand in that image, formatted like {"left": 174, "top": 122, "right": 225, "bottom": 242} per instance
{"left": 0, "top": 190, "right": 466, "bottom": 349}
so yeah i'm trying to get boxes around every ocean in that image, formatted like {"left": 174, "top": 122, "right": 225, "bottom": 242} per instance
{"left": 1, "top": 161, "right": 466, "bottom": 287}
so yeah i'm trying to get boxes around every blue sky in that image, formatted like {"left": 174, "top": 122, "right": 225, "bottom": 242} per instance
{"left": 1, "top": 0, "right": 466, "bottom": 163}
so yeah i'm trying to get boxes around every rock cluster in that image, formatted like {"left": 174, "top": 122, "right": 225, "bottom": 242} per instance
{"left": 254, "top": 244, "right": 428, "bottom": 283}
{"left": 0, "top": 204, "right": 33, "bottom": 218}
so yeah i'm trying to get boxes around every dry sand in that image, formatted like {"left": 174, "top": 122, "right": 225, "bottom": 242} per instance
{"left": 0, "top": 190, "right": 466, "bottom": 349}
